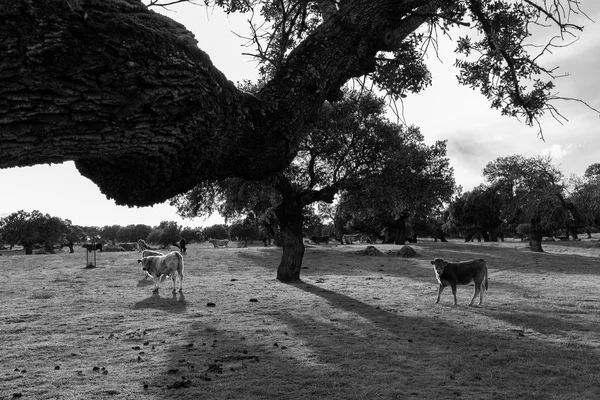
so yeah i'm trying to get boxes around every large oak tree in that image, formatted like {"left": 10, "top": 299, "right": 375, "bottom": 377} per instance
{"left": 172, "top": 90, "right": 418, "bottom": 281}
{"left": 0, "top": 0, "right": 594, "bottom": 206}
{"left": 482, "top": 155, "right": 579, "bottom": 252}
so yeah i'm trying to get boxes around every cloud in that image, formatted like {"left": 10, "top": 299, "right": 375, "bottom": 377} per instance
{"left": 542, "top": 144, "right": 573, "bottom": 160}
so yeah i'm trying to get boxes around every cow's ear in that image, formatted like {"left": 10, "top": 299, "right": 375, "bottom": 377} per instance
{"left": 137, "top": 259, "right": 142, "bottom": 263}
{"left": 430, "top": 260, "right": 435, "bottom": 265}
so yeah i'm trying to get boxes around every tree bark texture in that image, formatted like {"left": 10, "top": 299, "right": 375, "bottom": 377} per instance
{"left": 276, "top": 212, "right": 305, "bottom": 282}
{"left": 23, "top": 243, "right": 33, "bottom": 255}
{"left": 383, "top": 218, "right": 408, "bottom": 245}
{"left": 275, "top": 193, "right": 305, "bottom": 282}
{"left": 274, "top": 175, "right": 337, "bottom": 281}
{"left": 0, "top": 0, "right": 437, "bottom": 206}
{"left": 529, "top": 218, "right": 544, "bottom": 252}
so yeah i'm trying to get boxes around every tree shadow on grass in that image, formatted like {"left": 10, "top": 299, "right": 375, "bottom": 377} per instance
{"left": 475, "top": 304, "right": 600, "bottom": 338}
{"left": 133, "top": 291, "right": 187, "bottom": 313}
{"left": 420, "top": 241, "right": 600, "bottom": 276}
{"left": 280, "top": 281, "right": 600, "bottom": 398}
{"left": 288, "top": 281, "right": 438, "bottom": 338}
{"left": 292, "top": 280, "right": 600, "bottom": 341}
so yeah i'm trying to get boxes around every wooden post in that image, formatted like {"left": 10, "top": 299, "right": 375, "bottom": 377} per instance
{"left": 85, "top": 237, "right": 97, "bottom": 268}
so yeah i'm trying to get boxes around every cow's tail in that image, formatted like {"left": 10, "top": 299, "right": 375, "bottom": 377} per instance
{"left": 484, "top": 261, "right": 489, "bottom": 291}
{"left": 480, "top": 259, "right": 489, "bottom": 291}
{"left": 176, "top": 251, "right": 184, "bottom": 275}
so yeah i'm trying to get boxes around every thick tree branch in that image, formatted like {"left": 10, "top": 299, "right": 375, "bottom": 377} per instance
{"left": 0, "top": 0, "right": 439, "bottom": 206}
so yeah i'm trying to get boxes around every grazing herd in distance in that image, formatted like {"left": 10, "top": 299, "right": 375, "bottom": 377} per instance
{"left": 75, "top": 233, "right": 381, "bottom": 253}
{"left": 0, "top": 232, "right": 490, "bottom": 306}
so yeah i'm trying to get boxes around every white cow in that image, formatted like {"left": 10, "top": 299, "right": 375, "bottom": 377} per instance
{"left": 208, "top": 238, "right": 229, "bottom": 248}
{"left": 137, "top": 239, "right": 158, "bottom": 252}
{"left": 138, "top": 251, "right": 184, "bottom": 293}
{"left": 342, "top": 234, "right": 361, "bottom": 244}
{"left": 139, "top": 250, "right": 164, "bottom": 279}
{"left": 141, "top": 249, "right": 163, "bottom": 258}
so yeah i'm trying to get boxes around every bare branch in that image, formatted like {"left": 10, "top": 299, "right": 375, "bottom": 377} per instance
{"left": 146, "top": 0, "right": 201, "bottom": 8}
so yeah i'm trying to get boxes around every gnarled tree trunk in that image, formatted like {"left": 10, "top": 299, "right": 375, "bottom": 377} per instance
{"left": 22, "top": 243, "right": 34, "bottom": 255}
{"left": 382, "top": 218, "right": 408, "bottom": 244}
{"left": 273, "top": 175, "right": 337, "bottom": 281}
{"left": 529, "top": 218, "right": 544, "bottom": 252}
{"left": 0, "top": 0, "right": 435, "bottom": 206}
{"left": 276, "top": 208, "right": 305, "bottom": 282}
{"left": 274, "top": 179, "right": 305, "bottom": 282}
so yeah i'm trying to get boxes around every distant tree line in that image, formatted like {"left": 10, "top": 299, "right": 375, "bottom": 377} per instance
{"left": 0, "top": 214, "right": 248, "bottom": 255}
{"left": 442, "top": 158, "right": 600, "bottom": 252}
{"left": 2, "top": 157, "right": 597, "bottom": 260}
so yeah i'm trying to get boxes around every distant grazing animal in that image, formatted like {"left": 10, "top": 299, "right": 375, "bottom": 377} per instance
{"left": 137, "top": 239, "right": 151, "bottom": 252}
{"left": 137, "top": 251, "right": 184, "bottom": 293}
{"left": 119, "top": 242, "right": 137, "bottom": 251}
{"left": 430, "top": 258, "right": 488, "bottom": 306}
{"left": 359, "top": 234, "right": 373, "bottom": 244}
{"left": 82, "top": 243, "right": 103, "bottom": 252}
{"left": 342, "top": 234, "right": 361, "bottom": 244}
{"left": 208, "top": 238, "right": 229, "bottom": 248}
{"left": 172, "top": 238, "right": 187, "bottom": 253}
{"left": 310, "top": 235, "right": 329, "bottom": 244}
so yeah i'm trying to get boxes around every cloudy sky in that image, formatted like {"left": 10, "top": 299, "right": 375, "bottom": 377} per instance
{"left": 1, "top": 2, "right": 598, "bottom": 228}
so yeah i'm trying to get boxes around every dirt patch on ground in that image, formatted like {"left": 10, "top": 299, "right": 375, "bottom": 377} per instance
{"left": 1, "top": 239, "right": 600, "bottom": 399}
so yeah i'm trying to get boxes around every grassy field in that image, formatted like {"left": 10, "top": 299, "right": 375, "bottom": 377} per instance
{"left": 1, "top": 238, "right": 600, "bottom": 399}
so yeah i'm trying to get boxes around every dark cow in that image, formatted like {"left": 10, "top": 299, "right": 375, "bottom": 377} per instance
{"left": 137, "top": 251, "right": 184, "bottom": 293}
{"left": 310, "top": 235, "right": 329, "bottom": 244}
{"left": 172, "top": 238, "right": 187, "bottom": 254}
{"left": 430, "top": 258, "right": 488, "bottom": 306}
{"left": 82, "top": 243, "right": 103, "bottom": 252}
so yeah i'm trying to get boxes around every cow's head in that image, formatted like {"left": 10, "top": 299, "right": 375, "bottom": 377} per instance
{"left": 430, "top": 259, "right": 448, "bottom": 275}
{"left": 138, "top": 258, "right": 149, "bottom": 271}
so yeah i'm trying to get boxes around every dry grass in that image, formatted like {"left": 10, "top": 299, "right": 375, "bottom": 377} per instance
{"left": 2, "top": 237, "right": 600, "bottom": 399}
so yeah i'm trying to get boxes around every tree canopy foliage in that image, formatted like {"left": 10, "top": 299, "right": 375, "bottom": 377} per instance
{"left": 1, "top": 0, "right": 595, "bottom": 206}
{"left": 445, "top": 155, "right": 596, "bottom": 251}
{"left": 172, "top": 89, "right": 456, "bottom": 280}
{"left": 336, "top": 125, "right": 455, "bottom": 243}
{"left": 0, "top": 210, "right": 80, "bottom": 254}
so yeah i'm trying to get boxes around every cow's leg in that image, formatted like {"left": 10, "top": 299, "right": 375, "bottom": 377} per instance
{"left": 152, "top": 276, "right": 160, "bottom": 292}
{"left": 178, "top": 270, "right": 184, "bottom": 292}
{"left": 469, "top": 284, "right": 479, "bottom": 306}
{"left": 478, "top": 280, "right": 485, "bottom": 305}
{"left": 451, "top": 284, "right": 458, "bottom": 305}
{"left": 435, "top": 284, "right": 444, "bottom": 304}
{"left": 171, "top": 274, "right": 177, "bottom": 293}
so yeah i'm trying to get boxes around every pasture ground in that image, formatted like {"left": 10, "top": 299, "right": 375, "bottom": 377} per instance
{"left": 1, "top": 238, "right": 600, "bottom": 399}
